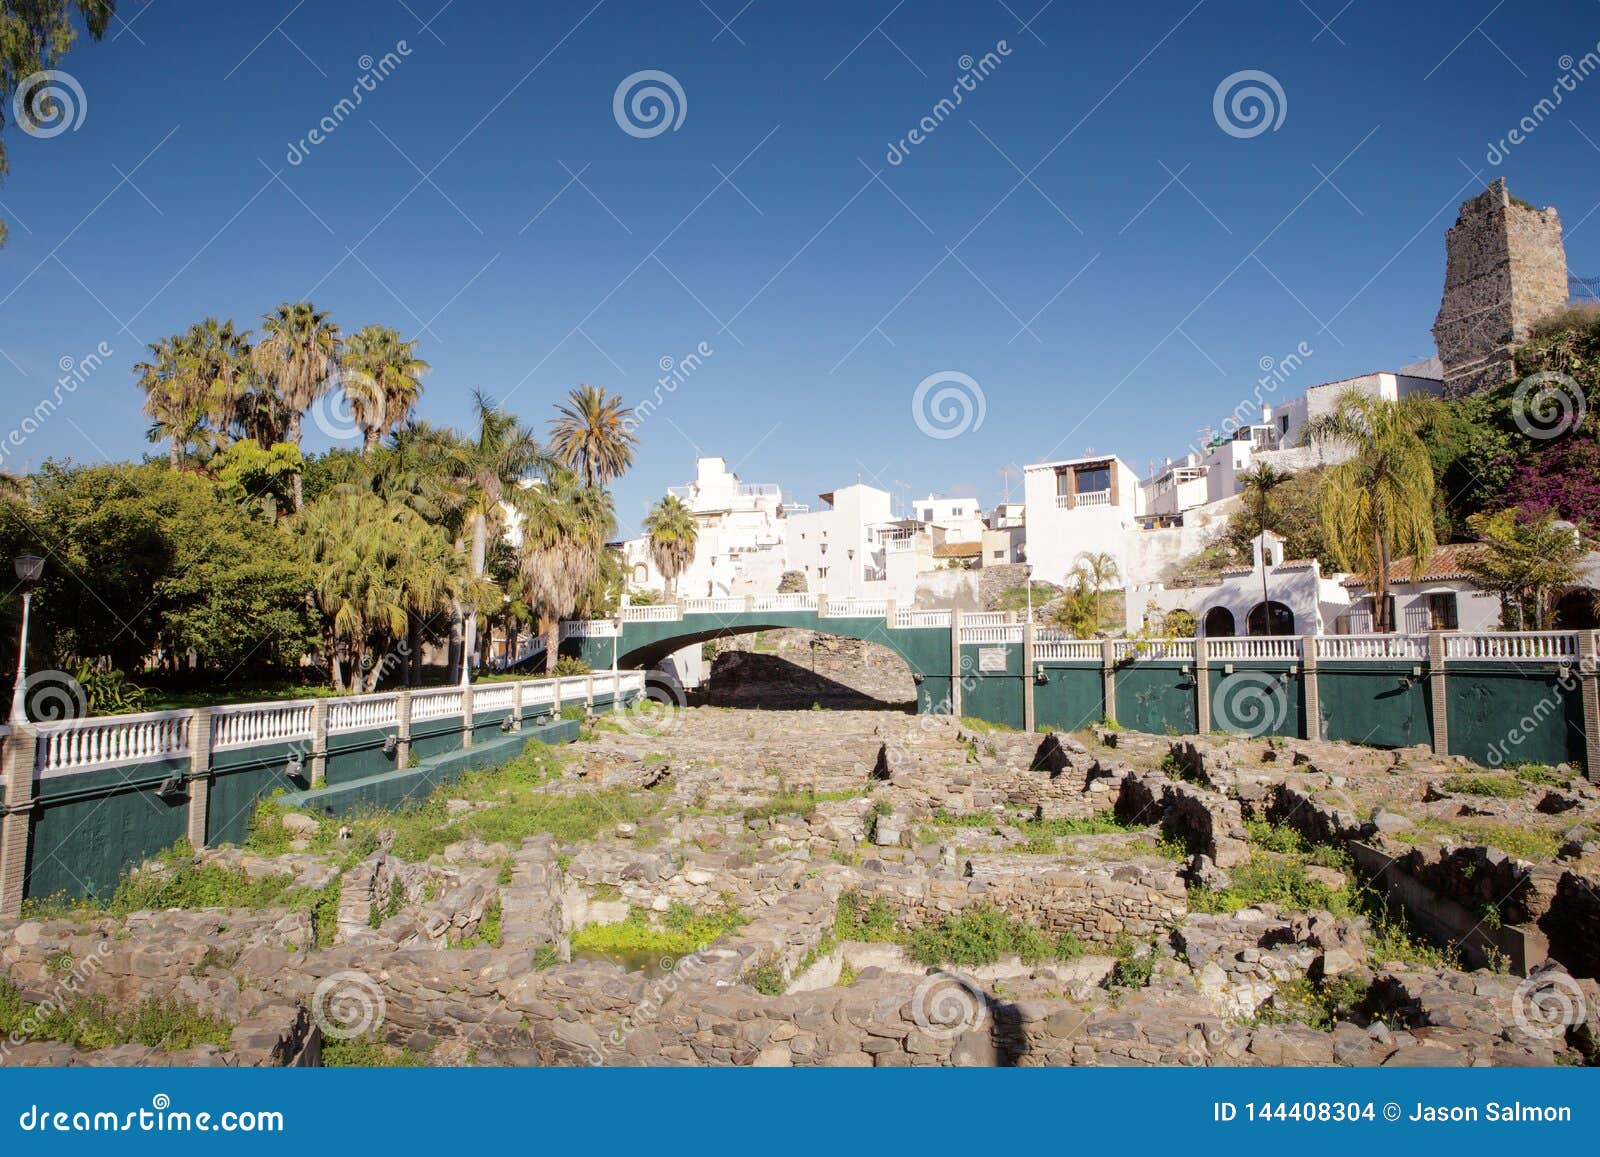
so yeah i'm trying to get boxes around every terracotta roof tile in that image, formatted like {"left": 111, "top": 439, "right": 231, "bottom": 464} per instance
{"left": 1344, "top": 543, "right": 1485, "bottom": 587}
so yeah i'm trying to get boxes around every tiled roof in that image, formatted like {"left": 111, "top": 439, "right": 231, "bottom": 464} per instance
{"left": 1344, "top": 543, "right": 1485, "bottom": 587}
{"left": 932, "top": 541, "right": 983, "bottom": 558}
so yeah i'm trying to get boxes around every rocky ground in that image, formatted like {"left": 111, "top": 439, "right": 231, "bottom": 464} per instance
{"left": 3, "top": 706, "right": 1599, "bottom": 1067}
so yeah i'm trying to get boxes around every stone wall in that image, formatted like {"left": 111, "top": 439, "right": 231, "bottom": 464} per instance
{"left": 1432, "top": 179, "right": 1568, "bottom": 398}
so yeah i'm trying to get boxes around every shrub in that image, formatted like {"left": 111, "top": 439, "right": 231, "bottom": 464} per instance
{"left": 906, "top": 904, "right": 1080, "bottom": 967}
{"left": 834, "top": 891, "right": 901, "bottom": 942}
{"left": 1441, "top": 774, "right": 1524, "bottom": 799}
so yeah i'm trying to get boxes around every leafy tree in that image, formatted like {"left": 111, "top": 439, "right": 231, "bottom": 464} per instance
{"left": 642, "top": 495, "right": 697, "bottom": 597}
{"left": 211, "top": 440, "right": 301, "bottom": 518}
{"left": 1461, "top": 508, "right": 1589, "bottom": 630}
{"left": 340, "top": 325, "right": 429, "bottom": 454}
{"left": 253, "top": 302, "right": 341, "bottom": 508}
{"left": 0, "top": 462, "right": 310, "bottom": 677}
{"left": 0, "top": 1, "right": 112, "bottom": 245}
{"left": 548, "top": 384, "right": 637, "bottom": 489}
{"left": 1301, "top": 389, "right": 1441, "bottom": 633}
{"left": 777, "top": 570, "right": 807, "bottom": 594}
{"left": 1219, "top": 467, "right": 1328, "bottom": 565}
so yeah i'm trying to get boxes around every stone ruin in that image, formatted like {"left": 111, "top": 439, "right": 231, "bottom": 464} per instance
{"left": 2, "top": 708, "right": 1598, "bottom": 1068}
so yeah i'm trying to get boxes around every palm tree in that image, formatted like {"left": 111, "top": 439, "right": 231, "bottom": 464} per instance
{"left": 1301, "top": 389, "right": 1441, "bottom": 634}
{"left": 515, "top": 465, "right": 616, "bottom": 672}
{"left": 419, "top": 393, "right": 544, "bottom": 682}
{"left": 340, "top": 325, "right": 429, "bottom": 454}
{"left": 642, "top": 495, "right": 697, "bottom": 597}
{"left": 548, "top": 384, "right": 638, "bottom": 489}
{"left": 135, "top": 335, "right": 203, "bottom": 467}
{"left": 1237, "top": 463, "right": 1291, "bottom": 634}
{"left": 1070, "top": 550, "right": 1120, "bottom": 633}
{"left": 253, "top": 301, "right": 341, "bottom": 508}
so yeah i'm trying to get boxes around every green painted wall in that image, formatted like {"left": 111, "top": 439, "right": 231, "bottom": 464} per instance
{"left": 1318, "top": 663, "right": 1432, "bottom": 748}
{"left": 208, "top": 739, "right": 308, "bottom": 847}
{"left": 1035, "top": 664, "right": 1104, "bottom": 731}
{"left": 958, "top": 643, "right": 1025, "bottom": 729}
{"left": 27, "top": 760, "right": 189, "bottom": 901}
{"left": 325, "top": 726, "right": 397, "bottom": 785}
{"left": 1209, "top": 663, "right": 1303, "bottom": 739}
{"left": 1115, "top": 662, "right": 1198, "bottom": 735}
{"left": 409, "top": 717, "right": 463, "bottom": 760}
{"left": 1446, "top": 665, "right": 1583, "bottom": 767}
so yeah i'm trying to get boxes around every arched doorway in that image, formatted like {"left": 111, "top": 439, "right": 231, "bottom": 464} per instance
{"left": 1202, "top": 607, "right": 1236, "bottom": 637}
{"left": 1247, "top": 601, "right": 1295, "bottom": 636}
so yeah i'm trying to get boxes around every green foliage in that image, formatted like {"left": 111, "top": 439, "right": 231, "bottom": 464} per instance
{"left": 0, "top": 462, "right": 316, "bottom": 676}
{"left": 743, "top": 787, "right": 866, "bottom": 821}
{"left": 570, "top": 903, "right": 747, "bottom": 957}
{"left": 744, "top": 960, "right": 786, "bottom": 996}
{"left": 320, "top": 1036, "right": 427, "bottom": 1067}
{"left": 777, "top": 570, "right": 807, "bottom": 593}
{"left": 70, "top": 663, "right": 147, "bottom": 715}
{"left": 1107, "top": 934, "right": 1155, "bottom": 990}
{"left": 551, "top": 656, "right": 591, "bottom": 677}
{"left": 212, "top": 440, "right": 303, "bottom": 514}
{"left": 833, "top": 891, "right": 902, "bottom": 943}
{"left": 0, "top": 979, "right": 231, "bottom": 1053}
{"left": 1461, "top": 507, "right": 1589, "bottom": 630}
{"left": 1441, "top": 774, "right": 1525, "bottom": 799}
{"left": 456, "top": 897, "right": 502, "bottom": 948}
{"left": 1186, "top": 850, "right": 1352, "bottom": 916}
{"left": 906, "top": 904, "right": 1082, "bottom": 967}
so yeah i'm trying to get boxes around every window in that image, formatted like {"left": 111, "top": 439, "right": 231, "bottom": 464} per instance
{"left": 923, "top": 507, "right": 934, "bottom": 521}
{"left": 818, "top": 566, "right": 829, "bottom": 579}
{"left": 992, "top": 549, "right": 1004, "bottom": 559}
{"left": 1279, "top": 415, "right": 1289, "bottom": 434}
{"left": 1246, "top": 601, "right": 1295, "bottom": 636}
{"left": 1075, "top": 465, "right": 1111, "bottom": 493}
{"left": 1428, "top": 592, "right": 1459, "bottom": 631}
{"left": 1055, "top": 470, "right": 1072, "bottom": 497}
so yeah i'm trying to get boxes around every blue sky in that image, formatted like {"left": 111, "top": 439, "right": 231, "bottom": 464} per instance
{"left": 2, "top": 0, "right": 1599, "bottom": 536}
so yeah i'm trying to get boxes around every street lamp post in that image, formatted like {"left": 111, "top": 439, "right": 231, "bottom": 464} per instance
{"left": 9, "top": 555, "right": 44, "bottom": 723}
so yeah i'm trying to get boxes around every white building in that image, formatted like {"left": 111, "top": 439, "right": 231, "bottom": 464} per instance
{"left": 622, "top": 456, "right": 788, "bottom": 598}
{"left": 1256, "top": 365, "right": 1444, "bottom": 474}
{"left": 1340, "top": 544, "right": 1501, "bottom": 634}
{"left": 910, "top": 493, "right": 988, "bottom": 544}
{"left": 1021, "top": 452, "right": 1143, "bottom": 597}
{"left": 784, "top": 482, "right": 900, "bottom": 601}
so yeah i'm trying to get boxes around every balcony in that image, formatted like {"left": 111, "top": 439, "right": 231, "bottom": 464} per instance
{"left": 1055, "top": 489, "right": 1111, "bottom": 509}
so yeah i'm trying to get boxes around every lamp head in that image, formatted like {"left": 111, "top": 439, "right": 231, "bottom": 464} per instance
{"left": 13, "top": 554, "right": 43, "bottom": 589}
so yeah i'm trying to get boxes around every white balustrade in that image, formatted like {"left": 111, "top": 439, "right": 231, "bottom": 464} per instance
{"left": 1313, "top": 634, "right": 1426, "bottom": 661}
{"left": 35, "top": 711, "right": 191, "bottom": 776}
{"left": 522, "top": 680, "right": 558, "bottom": 707}
{"left": 327, "top": 694, "right": 400, "bottom": 734}
{"left": 410, "top": 689, "right": 463, "bottom": 722}
{"left": 960, "top": 625, "right": 1024, "bottom": 645}
{"left": 679, "top": 597, "right": 746, "bottom": 614}
{"left": 1443, "top": 632, "right": 1577, "bottom": 661}
{"left": 1206, "top": 636, "right": 1303, "bottom": 661}
{"left": 1112, "top": 639, "right": 1195, "bottom": 661}
{"left": 211, "top": 701, "right": 316, "bottom": 750}
{"left": 823, "top": 599, "right": 888, "bottom": 619}
{"left": 896, "top": 609, "right": 952, "bottom": 628}
{"left": 472, "top": 685, "right": 516, "bottom": 713}
{"left": 618, "top": 604, "right": 683, "bottom": 622}
{"left": 1034, "top": 638, "right": 1102, "bottom": 661}
{"left": 558, "top": 676, "right": 592, "bottom": 702}
{"left": 748, "top": 593, "right": 818, "bottom": 612}
{"left": 962, "top": 612, "right": 1010, "bottom": 627}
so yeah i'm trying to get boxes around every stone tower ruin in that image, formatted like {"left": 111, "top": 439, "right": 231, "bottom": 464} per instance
{"left": 1431, "top": 178, "right": 1568, "bottom": 398}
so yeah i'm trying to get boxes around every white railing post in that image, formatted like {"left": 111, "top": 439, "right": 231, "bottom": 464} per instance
{"left": 1301, "top": 636, "right": 1320, "bottom": 741}
{"left": 309, "top": 700, "right": 329, "bottom": 788}
{"left": 1022, "top": 621, "right": 1036, "bottom": 731}
{"left": 884, "top": 598, "right": 896, "bottom": 634}
{"left": 1579, "top": 630, "right": 1599, "bottom": 784}
{"left": 0, "top": 724, "right": 37, "bottom": 918}
{"left": 1101, "top": 638, "right": 1117, "bottom": 725}
{"left": 511, "top": 680, "right": 524, "bottom": 732}
{"left": 396, "top": 690, "right": 412, "bottom": 770}
{"left": 1429, "top": 631, "right": 1449, "bottom": 756}
{"left": 950, "top": 607, "right": 964, "bottom": 717}
{"left": 460, "top": 683, "right": 475, "bottom": 750}
{"left": 186, "top": 708, "right": 212, "bottom": 849}
{"left": 1195, "top": 637, "right": 1210, "bottom": 734}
